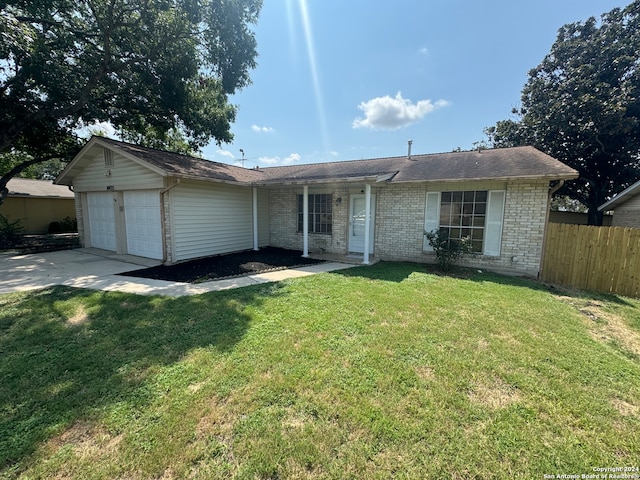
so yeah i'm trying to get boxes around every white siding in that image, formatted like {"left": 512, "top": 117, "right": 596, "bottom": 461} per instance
{"left": 172, "top": 181, "right": 254, "bottom": 261}
{"left": 74, "top": 150, "right": 164, "bottom": 192}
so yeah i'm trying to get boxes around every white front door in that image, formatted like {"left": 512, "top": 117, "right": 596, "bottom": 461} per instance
{"left": 348, "top": 194, "right": 375, "bottom": 254}
{"left": 124, "top": 191, "right": 163, "bottom": 259}
{"left": 87, "top": 192, "right": 117, "bottom": 252}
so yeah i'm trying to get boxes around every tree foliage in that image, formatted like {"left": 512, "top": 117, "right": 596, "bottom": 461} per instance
{"left": 485, "top": 1, "right": 640, "bottom": 224}
{"left": 0, "top": 0, "right": 261, "bottom": 201}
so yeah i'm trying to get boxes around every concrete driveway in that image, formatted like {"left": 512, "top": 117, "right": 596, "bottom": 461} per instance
{"left": 0, "top": 248, "right": 353, "bottom": 297}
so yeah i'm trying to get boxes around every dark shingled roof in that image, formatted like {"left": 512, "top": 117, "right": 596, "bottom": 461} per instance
{"left": 96, "top": 137, "right": 265, "bottom": 184}
{"left": 59, "top": 137, "right": 578, "bottom": 186}
{"left": 7, "top": 178, "right": 75, "bottom": 198}
{"left": 255, "top": 146, "right": 578, "bottom": 184}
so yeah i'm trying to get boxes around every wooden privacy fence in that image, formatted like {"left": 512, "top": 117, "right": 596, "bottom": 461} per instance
{"left": 541, "top": 223, "right": 640, "bottom": 298}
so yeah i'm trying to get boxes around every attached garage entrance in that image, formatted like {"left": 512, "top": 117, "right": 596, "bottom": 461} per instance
{"left": 123, "top": 191, "right": 163, "bottom": 260}
{"left": 87, "top": 192, "right": 117, "bottom": 252}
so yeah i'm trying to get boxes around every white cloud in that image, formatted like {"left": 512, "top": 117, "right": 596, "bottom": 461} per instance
{"left": 216, "top": 149, "right": 235, "bottom": 159}
{"left": 251, "top": 124, "right": 275, "bottom": 133}
{"left": 352, "top": 92, "right": 449, "bottom": 130}
{"left": 75, "top": 120, "right": 118, "bottom": 139}
{"left": 259, "top": 153, "right": 301, "bottom": 166}
{"left": 418, "top": 47, "right": 429, "bottom": 55}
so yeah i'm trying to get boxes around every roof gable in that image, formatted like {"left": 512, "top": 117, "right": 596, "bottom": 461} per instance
{"left": 56, "top": 136, "right": 265, "bottom": 186}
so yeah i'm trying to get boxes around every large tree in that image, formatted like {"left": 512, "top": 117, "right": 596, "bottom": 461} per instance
{"left": 0, "top": 0, "right": 261, "bottom": 202}
{"left": 485, "top": 1, "right": 640, "bottom": 225}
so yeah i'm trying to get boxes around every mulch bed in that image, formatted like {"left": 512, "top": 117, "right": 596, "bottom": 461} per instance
{"left": 119, "top": 247, "right": 325, "bottom": 283}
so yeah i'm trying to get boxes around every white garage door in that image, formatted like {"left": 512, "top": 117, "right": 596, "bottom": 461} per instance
{"left": 87, "top": 192, "right": 117, "bottom": 252}
{"left": 124, "top": 191, "right": 163, "bottom": 259}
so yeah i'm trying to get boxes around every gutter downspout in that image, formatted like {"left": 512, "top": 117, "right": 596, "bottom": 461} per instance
{"left": 160, "top": 178, "right": 180, "bottom": 264}
{"left": 539, "top": 179, "right": 565, "bottom": 280}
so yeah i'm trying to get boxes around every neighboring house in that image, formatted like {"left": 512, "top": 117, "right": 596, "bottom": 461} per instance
{"left": 56, "top": 136, "right": 578, "bottom": 276}
{"left": 598, "top": 179, "right": 640, "bottom": 228}
{"left": 1, "top": 178, "right": 76, "bottom": 234}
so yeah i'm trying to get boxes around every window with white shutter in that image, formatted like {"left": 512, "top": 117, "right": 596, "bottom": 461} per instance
{"left": 484, "top": 190, "right": 505, "bottom": 256}
{"left": 424, "top": 189, "right": 505, "bottom": 256}
{"left": 423, "top": 192, "right": 441, "bottom": 251}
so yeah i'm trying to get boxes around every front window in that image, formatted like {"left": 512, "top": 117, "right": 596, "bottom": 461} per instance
{"left": 439, "top": 191, "right": 487, "bottom": 253}
{"left": 297, "top": 193, "right": 332, "bottom": 234}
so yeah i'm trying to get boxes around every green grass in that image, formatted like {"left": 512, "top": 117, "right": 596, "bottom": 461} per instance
{"left": 1, "top": 263, "right": 639, "bottom": 479}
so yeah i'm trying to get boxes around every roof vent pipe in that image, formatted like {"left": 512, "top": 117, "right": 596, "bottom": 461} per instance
{"left": 407, "top": 140, "right": 413, "bottom": 160}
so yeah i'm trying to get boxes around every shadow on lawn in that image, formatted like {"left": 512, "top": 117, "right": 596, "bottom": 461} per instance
{"left": 337, "top": 261, "right": 636, "bottom": 307}
{"left": 0, "top": 282, "right": 284, "bottom": 471}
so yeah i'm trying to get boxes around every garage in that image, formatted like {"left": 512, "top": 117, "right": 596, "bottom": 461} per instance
{"left": 124, "top": 191, "right": 163, "bottom": 259}
{"left": 87, "top": 192, "right": 117, "bottom": 252}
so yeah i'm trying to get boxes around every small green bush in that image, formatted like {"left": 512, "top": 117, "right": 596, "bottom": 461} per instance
{"left": 0, "top": 214, "right": 25, "bottom": 248}
{"left": 48, "top": 216, "right": 77, "bottom": 233}
{"left": 60, "top": 216, "right": 77, "bottom": 232}
{"left": 424, "top": 228, "right": 473, "bottom": 271}
{"left": 48, "top": 221, "right": 62, "bottom": 233}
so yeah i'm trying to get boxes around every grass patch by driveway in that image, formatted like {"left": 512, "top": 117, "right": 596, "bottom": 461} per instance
{"left": 1, "top": 263, "right": 639, "bottom": 479}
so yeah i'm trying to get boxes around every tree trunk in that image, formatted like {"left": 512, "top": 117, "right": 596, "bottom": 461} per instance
{"left": 587, "top": 206, "right": 604, "bottom": 226}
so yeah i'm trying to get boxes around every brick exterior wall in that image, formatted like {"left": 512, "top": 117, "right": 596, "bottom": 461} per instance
{"left": 377, "top": 181, "right": 549, "bottom": 276}
{"left": 375, "top": 185, "right": 426, "bottom": 262}
{"left": 74, "top": 193, "right": 85, "bottom": 247}
{"left": 269, "top": 187, "right": 350, "bottom": 254}
{"left": 269, "top": 180, "right": 551, "bottom": 277}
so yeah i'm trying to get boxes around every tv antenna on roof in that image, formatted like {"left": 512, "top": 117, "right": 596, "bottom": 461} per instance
{"left": 239, "top": 149, "right": 245, "bottom": 168}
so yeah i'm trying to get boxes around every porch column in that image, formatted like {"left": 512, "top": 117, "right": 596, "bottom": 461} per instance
{"left": 302, "top": 185, "right": 309, "bottom": 257}
{"left": 252, "top": 187, "right": 259, "bottom": 251}
{"left": 363, "top": 183, "right": 371, "bottom": 265}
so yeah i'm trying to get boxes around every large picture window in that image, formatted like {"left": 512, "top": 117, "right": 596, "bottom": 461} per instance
{"left": 297, "top": 193, "right": 332, "bottom": 234}
{"left": 425, "top": 190, "right": 505, "bottom": 256}
{"left": 439, "top": 191, "right": 487, "bottom": 253}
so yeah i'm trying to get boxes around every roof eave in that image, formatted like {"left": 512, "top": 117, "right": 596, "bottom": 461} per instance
{"left": 168, "top": 172, "right": 253, "bottom": 186}
{"left": 251, "top": 174, "right": 388, "bottom": 187}
{"left": 598, "top": 178, "right": 640, "bottom": 211}
{"left": 8, "top": 194, "right": 74, "bottom": 199}
{"left": 391, "top": 172, "right": 580, "bottom": 184}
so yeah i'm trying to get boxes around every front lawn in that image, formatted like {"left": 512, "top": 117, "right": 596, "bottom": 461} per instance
{"left": 1, "top": 263, "right": 639, "bottom": 479}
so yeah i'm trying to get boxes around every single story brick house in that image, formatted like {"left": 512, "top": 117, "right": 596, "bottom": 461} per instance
{"left": 1, "top": 178, "right": 76, "bottom": 234}
{"left": 56, "top": 136, "right": 578, "bottom": 276}
{"left": 598, "top": 179, "right": 640, "bottom": 228}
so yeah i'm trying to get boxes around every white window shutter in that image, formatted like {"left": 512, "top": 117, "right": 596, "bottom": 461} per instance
{"left": 484, "top": 190, "right": 505, "bottom": 256}
{"left": 424, "top": 192, "right": 441, "bottom": 251}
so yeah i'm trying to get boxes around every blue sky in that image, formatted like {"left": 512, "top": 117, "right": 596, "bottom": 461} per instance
{"left": 203, "top": 0, "right": 628, "bottom": 167}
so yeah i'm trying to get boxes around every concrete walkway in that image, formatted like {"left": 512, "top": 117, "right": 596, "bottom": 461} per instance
{"left": 0, "top": 249, "right": 354, "bottom": 297}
